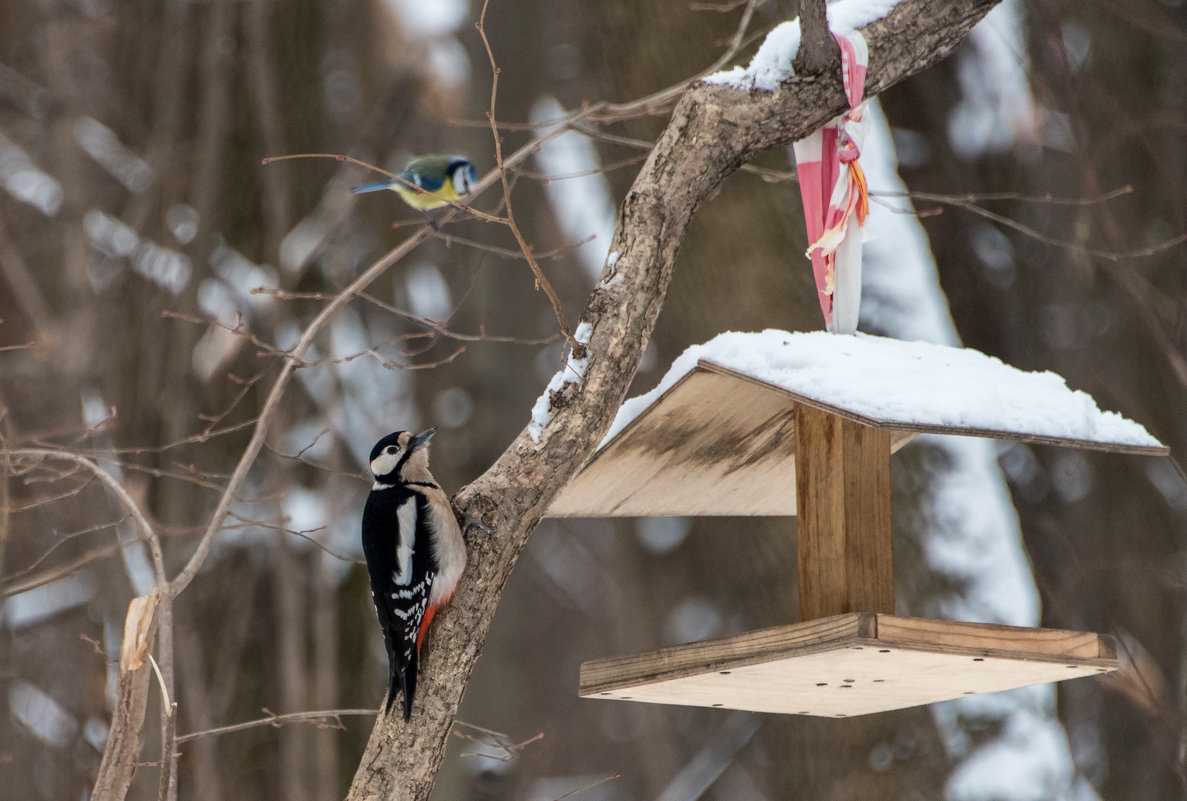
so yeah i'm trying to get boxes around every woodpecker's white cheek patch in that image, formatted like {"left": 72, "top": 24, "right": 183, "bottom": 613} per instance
{"left": 370, "top": 450, "right": 401, "bottom": 479}
{"left": 394, "top": 498, "right": 417, "bottom": 585}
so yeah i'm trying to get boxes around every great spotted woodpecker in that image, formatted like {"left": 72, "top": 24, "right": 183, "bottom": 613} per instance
{"left": 362, "top": 428, "right": 466, "bottom": 720}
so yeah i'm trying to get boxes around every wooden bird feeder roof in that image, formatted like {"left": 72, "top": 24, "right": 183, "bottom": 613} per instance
{"left": 549, "top": 332, "right": 1166, "bottom": 518}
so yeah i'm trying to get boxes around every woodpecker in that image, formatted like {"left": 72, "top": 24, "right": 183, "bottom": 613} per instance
{"left": 362, "top": 428, "right": 466, "bottom": 720}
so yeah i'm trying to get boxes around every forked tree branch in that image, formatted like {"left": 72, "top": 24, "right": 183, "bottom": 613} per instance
{"left": 344, "top": 0, "right": 1001, "bottom": 798}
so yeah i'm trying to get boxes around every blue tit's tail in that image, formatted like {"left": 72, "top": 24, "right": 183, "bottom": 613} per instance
{"left": 352, "top": 181, "right": 393, "bottom": 194}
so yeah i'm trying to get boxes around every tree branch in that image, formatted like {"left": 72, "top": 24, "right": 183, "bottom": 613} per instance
{"left": 794, "top": 0, "right": 837, "bottom": 75}
{"left": 343, "top": 1, "right": 1001, "bottom": 799}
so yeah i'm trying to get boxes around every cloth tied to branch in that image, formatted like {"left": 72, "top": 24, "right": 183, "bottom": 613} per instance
{"left": 792, "top": 30, "right": 871, "bottom": 335}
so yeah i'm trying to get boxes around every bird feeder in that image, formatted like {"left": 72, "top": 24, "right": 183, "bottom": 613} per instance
{"left": 548, "top": 331, "right": 1167, "bottom": 718}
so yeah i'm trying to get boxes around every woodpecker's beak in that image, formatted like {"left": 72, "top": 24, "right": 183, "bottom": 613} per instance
{"left": 409, "top": 428, "right": 437, "bottom": 450}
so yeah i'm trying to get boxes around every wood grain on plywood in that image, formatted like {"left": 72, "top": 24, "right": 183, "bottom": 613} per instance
{"left": 549, "top": 369, "right": 801, "bottom": 516}
{"left": 794, "top": 405, "right": 894, "bottom": 619}
{"left": 579, "top": 614, "right": 1117, "bottom": 717}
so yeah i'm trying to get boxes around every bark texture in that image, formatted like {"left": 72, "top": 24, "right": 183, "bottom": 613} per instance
{"left": 794, "top": 0, "right": 836, "bottom": 76}
{"left": 344, "top": 0, "right": 1000, "bottom": 798}
{"left": 92, "top": 591, "right": 161, "bottom": 801}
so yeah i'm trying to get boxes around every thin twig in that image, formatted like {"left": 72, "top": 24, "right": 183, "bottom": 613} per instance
{"left": 0, "top": 515, "right": 130, "bottom": 583}
{"left": 450, "top": 720, "right": 544, "bottom": 761}
{"left": 225, "top": 510, "right": 364, "bottom": 565}
{"left": 0, "top": 341, "right": 35, "bottom": 352}
{"left": 357, "top": 291, "right": 563, "bottom": 345}
{"left": 1, "top": 540, "right": 124, "bottom": 597}
{"left": 175, "top": 708, "right": 378, "bottom": 744}
{"left": 428, "top": 232, "right": 600, "bottom": 263}
{"left": 164, "top": 308, "right": 467, "bottom": 369}
{"left": 28, "top": 418, "right": 260, "bottom": 458}
{"left": 475, "top": 0, "right": 580, "bottom": 354}
{"left": 198, "top": 372, "right": 263, "bottom": 435}
{"left": 8, "top": 449, "right": 166, "bottom": 587}
{"left": 2, "top": 473, "right": 100, "bottom": 511}
{"left": 885, "top": 185, "right": 1135, "bottom": 206}
{"left": 253, "top": 287, "right": 562, "bottom": 346}
{"left": 690, "top": 0, "right": 757, "bottom": 12}
{"left": 872, "top": 192, "right": 1187, "bottom": 261}
{"left": 552, "top": 773, "right": 622, "bottom": 801}
{"left": 509, "top": 153, "right": 647, "bottom": 182}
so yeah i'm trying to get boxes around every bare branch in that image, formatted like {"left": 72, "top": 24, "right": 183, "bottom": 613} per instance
{"left": 552, "top": 773, "right": 623, "bottom": 801}
{"left": 251, "top": 287, "right": 564, "bottom": 345}
{"left": 8, "top": 448, "right": 166, "bottom": 586}
{"left": 873, "top": 192, "right": 1187, "bottom": 260}
{"left": 430, "top": 231, "right": 602, "bottom": 264}
{"left": 1, "top": 539, "right": 124, "bottom": 597}
{"left": 225, "top": 510, "right": 364, "bottom": 565}
{"left": 175, "top": 708, "right": 378, "bottom": 744}
{"left": 0, "top": 515, "right": 130, "bottom": 587}
{"left": 452, "top": 724, "right": 544, "bottom": 761}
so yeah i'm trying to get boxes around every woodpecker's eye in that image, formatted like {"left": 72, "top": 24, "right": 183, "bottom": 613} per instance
{"left": 385, "top": 446, "right": 398, "bottom": 455}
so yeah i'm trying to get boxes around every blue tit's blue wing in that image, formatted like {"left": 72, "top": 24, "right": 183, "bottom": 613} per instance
{"left": 399, "top": 168, "right": 446, "bottom": 193}
{"left": 352, "top": 181, "right": 395, "bottom": 194}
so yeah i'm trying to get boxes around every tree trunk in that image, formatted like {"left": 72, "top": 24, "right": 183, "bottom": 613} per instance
{"left": 343, "top": 1, "right": 1001, "bottom": 798}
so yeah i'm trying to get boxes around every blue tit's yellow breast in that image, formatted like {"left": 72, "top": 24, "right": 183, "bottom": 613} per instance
{"left": 395, "top": 180, "right": 461, "bottom": 211}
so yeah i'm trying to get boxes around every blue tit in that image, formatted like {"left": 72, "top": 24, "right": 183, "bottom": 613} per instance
{"left": 352, "top": 155, "right": 479, "bottom": 212}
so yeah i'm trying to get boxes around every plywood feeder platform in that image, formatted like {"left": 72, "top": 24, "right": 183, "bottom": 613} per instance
{"left": 548, "top": 332, "right": 1168, "bottom": 718}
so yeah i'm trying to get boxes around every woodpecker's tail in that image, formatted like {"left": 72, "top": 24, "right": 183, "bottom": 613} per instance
{"left": 400, "top": 650, "right": 419, "bottom": 722}
{"left": 352, "top": 181, "right": 391, "bottom": 194}
{"left": 384, "top": 668, "right": 399, "bottom": 716}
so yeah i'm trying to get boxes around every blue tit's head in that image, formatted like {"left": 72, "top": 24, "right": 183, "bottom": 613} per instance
{"left": 445, "top": 157, "right": 478, "bottom": 195}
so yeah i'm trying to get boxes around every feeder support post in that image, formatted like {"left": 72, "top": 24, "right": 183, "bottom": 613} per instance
{"left": 794, "top": 404, "right": 894, "bottom": 620}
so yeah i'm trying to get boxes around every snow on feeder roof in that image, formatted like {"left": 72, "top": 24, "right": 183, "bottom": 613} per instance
{"left": 549, "top": 331, "right": 1165, "bottom": 518}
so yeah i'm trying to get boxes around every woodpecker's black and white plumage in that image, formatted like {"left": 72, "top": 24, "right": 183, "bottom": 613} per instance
{"left": 362, "top": 428, "right": 466, "bottom": 721}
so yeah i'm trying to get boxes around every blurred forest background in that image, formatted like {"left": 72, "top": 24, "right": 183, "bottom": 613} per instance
{"left": 1, "top": 0, "right": 1186, "bottom": 800}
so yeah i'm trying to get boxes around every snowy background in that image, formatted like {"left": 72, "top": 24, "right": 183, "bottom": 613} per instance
{"left": 1, "top": 1, "right": 1184, "bottom": 800}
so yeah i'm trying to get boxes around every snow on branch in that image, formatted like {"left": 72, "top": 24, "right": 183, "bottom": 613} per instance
{"left": 704, "top": 0, "right": 905, "bottom": 90}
